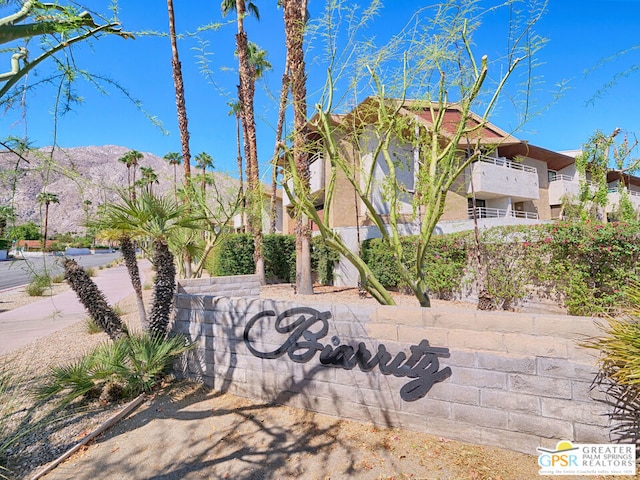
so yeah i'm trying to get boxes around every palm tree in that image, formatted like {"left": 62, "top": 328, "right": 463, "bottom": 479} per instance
{"left": 36, "top": 191, "right": 59, "bottom": 251}
{"left": 164, "top": 151, "right": 182, "bottom": 196}
{"left": 90, "top": 204, "right": 149, "bottom": 331}
{"left": 63, "top": 257, "right": 128, "bottom": 340}
{"left": 118, "top": 150, "right": 144, "bottom": 200}
{"left": 98, "top": 192, "right": 188, "bottom": 338}
{"left": 138, "top": 166, "right": 159, "bottom": 195}
{"left": 227, "top": 100, "right": 245, "bottom": 230}
{"left": 194, "top": 152, "right": 214, "bottom": 192}
{"left": 282, "top": 0, "right": 313, "bottom": 294}
{"left": 222, "top": 0, "right": 268, "bottom": 282}
{"left": 118, "top": 154, "right": 133, "bottom": 195}
{"left": 166, "top": 0, "right": 191, "bottom": 184}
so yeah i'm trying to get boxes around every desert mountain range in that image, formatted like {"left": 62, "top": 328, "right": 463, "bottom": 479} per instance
{"left": 0, "top": 145, "right": 238, "bottom": 236}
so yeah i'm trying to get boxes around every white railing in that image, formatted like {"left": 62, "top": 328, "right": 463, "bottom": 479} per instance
{"left": 467, "top": 207, "right": 539, "bottom": 220}
{"left": 309, "top": 153, "right": 323, "bottom": 164}
{"left": 549, "top": 174, "right": 598, "bottom": 188}
{"left": 548, "top": 173, "right": 574, "bottom": 182}
{"left": 477, "top": 155, "right": 537, "bottom": 174}
{"left": 608, "top": 187, "right": 640, "bottom": 197}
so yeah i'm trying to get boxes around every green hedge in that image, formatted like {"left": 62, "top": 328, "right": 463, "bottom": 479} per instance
{"left": 264, "top": 234, "right": 296, "bottom": 282}
{"left": 210, "top": 233, "right": 340, "bottom": 285}
{"left": 211, "top": 234, "right": 256, "bottom": 277}
{"left": 0, "top": 239, "right": 10, "bottom": 250}
{"left": 361, "top": 222, "right": 640, "bottom": 316}
{"left": 211, "top": 233, "right": 297, "bottom": 282}
{"left": 311, "top": 235, "right": 340, "bottom": 285}
{"left": 362, "top": 234, "right": 468, "bottom": 299}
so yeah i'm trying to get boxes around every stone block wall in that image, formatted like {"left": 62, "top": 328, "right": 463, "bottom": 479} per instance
{"left": 177, "top": 275, "right": 261, "bottom": 297}
{"left": 171, "top": 293, "right": 610, "bottom": 455}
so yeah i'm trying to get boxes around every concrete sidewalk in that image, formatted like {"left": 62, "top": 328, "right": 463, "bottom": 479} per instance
{"left": 0, "top": 264, "right": 140, "bottom": 355}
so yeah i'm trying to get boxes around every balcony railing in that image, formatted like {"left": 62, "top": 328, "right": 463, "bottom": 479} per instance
{"left": 467, "top": 207, "right": 539, "bottom": 220}
{"left": 548, "top": 173, "right": 575, "bottom": 182}
{"left": 608, "top": 187, "right": 640, "bottom": 197}
{"left": 477, "top": 155, "right": 537, "bottom": 174}
{"left": 549, "top": 174, "right": 597, "bottom": 188}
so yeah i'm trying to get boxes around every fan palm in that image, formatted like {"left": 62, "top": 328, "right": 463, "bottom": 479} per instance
{"left": 97, "top": 192, "right": 190, "bottom": 338}
{"left": 194, "top": 152, "right": 214, "bottom": 192}
{"left": 164, "top": 151, "right": 182, "bottom": 196}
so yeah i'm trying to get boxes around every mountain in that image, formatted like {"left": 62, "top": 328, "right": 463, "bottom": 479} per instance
{"left": 0, "top": 145, "right": 235, "bottom": 236}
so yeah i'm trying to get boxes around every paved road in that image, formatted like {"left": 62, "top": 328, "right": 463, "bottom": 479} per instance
{"left": 0, "top": 252, "right": 121, "bottom": 291}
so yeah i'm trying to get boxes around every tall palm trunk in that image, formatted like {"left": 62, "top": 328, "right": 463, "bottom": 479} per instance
{"left": 235, "top": 0, "right": 265, "bottom": 283}
{"left": 167, "top": 0, "right": 193, "bottom": 278}
{"left": 149, "top": 238, "right": 176, "bottom": 339}
{"left": 270, "top": 63, "right": 290, "bottom": 233}
{"left": 235, "top": 111, "right": 245, "bottom": 232}
{"left": 167, "top": 0, "right": 191, "bottom": 181}
{"left": 120, "top": 236, "right": 148, "bottom": 330}
{"left": 283, "top": 0, "right": 313, "bottom": 294}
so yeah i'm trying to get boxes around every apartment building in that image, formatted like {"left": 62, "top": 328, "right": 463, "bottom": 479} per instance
{"left": 280, "top": 98, "right": 638, "bottom": 285}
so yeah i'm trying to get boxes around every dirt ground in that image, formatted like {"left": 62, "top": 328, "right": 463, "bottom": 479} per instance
{"left": 43, "top": 381, "right": 629, "bottom": 480}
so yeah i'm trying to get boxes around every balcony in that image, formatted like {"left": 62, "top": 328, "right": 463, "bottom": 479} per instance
{"left": 283, "top": 153, "right": 325, "bottom": 207}
{"left": 468, "top": 207, "right": 539, "bottom": 220}
{"left": 548, "top": 175, "right": 597, "bottom": 205}
{"left": 467, "top": 156, "right": 539, "bottom": 201}
{"left": 606, "top": 188, "right": 640, "bottom": 213}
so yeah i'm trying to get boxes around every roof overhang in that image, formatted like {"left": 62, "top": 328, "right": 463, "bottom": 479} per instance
{"left": 498, "top": 143, "right": 576, "bottom": 170}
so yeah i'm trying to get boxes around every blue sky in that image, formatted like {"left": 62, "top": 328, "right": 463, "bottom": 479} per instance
{"left": 1, "top": 0, "right": 639, "bottom": 179}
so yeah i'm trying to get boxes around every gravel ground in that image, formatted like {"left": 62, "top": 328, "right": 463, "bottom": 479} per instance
{"left": 0, "top": 265, "right": 148, "bottom": 480}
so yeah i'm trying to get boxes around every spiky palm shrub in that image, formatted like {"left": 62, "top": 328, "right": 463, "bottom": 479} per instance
{"left": 120, "top": 235, "right": 148, "bottom": 330}
{"left": 94, "top": 192, "right": 190, "bottom": 337}
{"left": 586, "top": 285, "right": 640, "bottom": 453}
{"left": 36, "top": 334, "right": 192, "bottom": 405}
{"left": 149, "top": 238, "right": 176, "bottom": 339}
{"left": 63, "top": 258, "right": 128, "bottom": 341}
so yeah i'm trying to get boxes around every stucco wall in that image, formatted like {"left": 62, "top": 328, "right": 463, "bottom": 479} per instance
{"left": 171, "top": 284, "right": 610, "bottom": 455}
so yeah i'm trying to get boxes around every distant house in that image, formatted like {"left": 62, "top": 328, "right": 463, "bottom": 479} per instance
{"left": 15, "top": 239, "right": 55, "bottom": 251}
{"left": 279, "top": 97, "right": 621, "bottom": 286}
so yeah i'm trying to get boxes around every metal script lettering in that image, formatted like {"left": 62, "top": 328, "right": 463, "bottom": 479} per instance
{"left": 243, "top": 307, "right": 452, "bottom": 402}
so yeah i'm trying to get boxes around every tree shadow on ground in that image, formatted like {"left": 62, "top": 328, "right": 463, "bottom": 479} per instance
{"left": 44, "top": 380, "right": 367, "bottom": 480}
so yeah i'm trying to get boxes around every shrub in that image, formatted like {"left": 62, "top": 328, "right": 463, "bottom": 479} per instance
{"left": 0, "top": 364, "right": 29, "bottom": 478}
{"left": 36, "top": 334, "right": 193, "bottom": 406}
{"left": 533, "top": 222, "right": 640, "bottom": 316}
{"left": 45, "top": 241, "right": 64, "bottom": 253}
{"left": 0, "top": 239, "right": 10, "bottom": 250}
{"left": 263, "top": 234, "right": 296, "bottom": 282}
{"left": 474, "top": 226, "right": 538, "bottom": 309}
{"left": 25, "top": 274, "right": 51, "bottom": 297}
{"left": 362, "top": 238, "right": 404, "bottom": 289}
{"left": 51, "top": 273, "right": 65, "bottom": 284}
{"left": 211, "top": 233, "right": 254, "bottom": 277}
{"left": 585, "top": 284, "right": 640, "bottom": 451}
{"left": 424, "top": 234, "right": 469, "bottom": 300}
{"left": 311, "top": 235, "right": 341, "bottom": 285}
{"left": 362, "top": 234, "right": 467, "bottom": 299}
{"left": 83, "top": 317, "right": 102, "bottom": 335}
{"left": 211, "top": 233, "right": 297, "bottom": 283}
